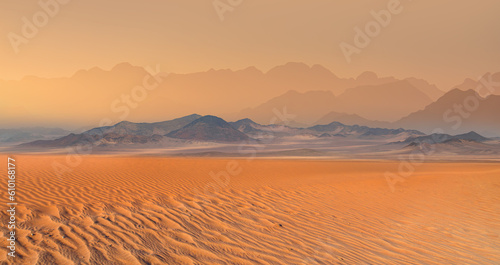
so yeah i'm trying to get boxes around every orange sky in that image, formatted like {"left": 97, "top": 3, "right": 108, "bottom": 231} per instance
{"left": 1, "top": 0, "right": 499, "bottom": 89}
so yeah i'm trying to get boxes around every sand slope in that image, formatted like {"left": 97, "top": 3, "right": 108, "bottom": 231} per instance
{"left": 0, "top": 155, "right": 499, "bottom": 264}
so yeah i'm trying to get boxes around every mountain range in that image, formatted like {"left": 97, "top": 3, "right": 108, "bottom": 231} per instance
{"left": 1, "top": 62, "right": 452, "bottom": 129}
{"left": 395, "top": 89, "right": 500, "bottom": 136}
{"left": 16, "top": 113, "right": 499, "bottom": 160}
{"left": 21, "top": 114, "right": 425, "bottom": 148}
{"left": 402, "top": 132, "right": 497, "bottom": 157}
{"left": 167, "top": 116, "right": 250, "bottom": 142}
{"left": 239, "top": 79, "right": 436, "bottom": 124}
{"left": 2, "top": 62, "right": 498, "bottom": 138}
{"left": 22, "top": 114, "right": 201, "bottom": 147}
{"left": 0, "top": 127, "right": 71, "bottom": 144}
{"left": 85, "top": 114, "right": 201, "bottom": 137}
{"left": 242, "top": 87, "right": 500, "bottom": 137}
{"left": 401, "top": 131, "right": 489, "bottom": 145}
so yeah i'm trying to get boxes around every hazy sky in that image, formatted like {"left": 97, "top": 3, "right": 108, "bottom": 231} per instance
{"left": 1, "top": 0, "right": 499, "bottom": 88}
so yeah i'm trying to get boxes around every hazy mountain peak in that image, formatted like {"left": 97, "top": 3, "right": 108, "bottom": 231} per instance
{"left": 111, "top": 62, "right": 144, "bottom": 73}
{"left": 238, "top": 66, "right": 263, "bottom": 74}
{"left": 403, "top": 131, "right": 489, "bottom": 145}
{"left": 266, "top": 62, "right": 311, "bottom": 75}
{"left": 459, "top": 78, "right": 477, "bottom": 87}
{"left": 442, "top": 88, "right": 480, "bottom": 100}
{"left": 182, "top": 114, "right": 202, "bottom": 119}
{"left": 167, "top": 115, "right": 249, "bottom": 142}
{"left": 115, "top": 120, "right": 133, "bottom": 125}
{"left": 455, "top": 131, "right": 489, "bottom": 142}
{"left": 404, "top": 77, "right": 444, "bottom": 100}
{"left": 395, "top": 89, "right": 500, "bottom": 136}
{"left": 335, "top": 80, "right": 433, "bottom": 121}
{"left": 70, "top": 62, "right": 149, "bottom": 80}
{"left": 72, "top": 66, "right": 105, "bottom": 78}
{"left": 207, "top": 68, "right": 233, "bottom": 73}
{"left": 191, "top": 115, "right": 229, "bottom": 126}
{"left": 356, "top": 71, "right": 378, "bottom": 82}
{"left": 233, "top": 118, "right": 258, "bottom": 125}
{"left": 450, "top": 72, "right": 500, "bottom": 95}
{"left": 314, "top": 111, "right": 391, "bottom": 128}
{"left": 282, "top": 90, "right": 300, "bottom": 96}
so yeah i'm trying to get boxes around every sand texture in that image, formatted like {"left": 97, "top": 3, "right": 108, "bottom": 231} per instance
{"left": 0, "top": 155, "right": 499, "bottom": 264}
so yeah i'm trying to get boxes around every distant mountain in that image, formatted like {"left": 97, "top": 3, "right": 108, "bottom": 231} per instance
{"left": 404, "top": 136, "right": 499, "bottom": 156}
{"left": 404, "top": 77, "right": 444, "bottom": 100}
{"left": 13, "top": 114, "right": 499, "bottom": 157}
{"left": 307, "top": 121, "right": 423, "bottom": 138}
{"left": 230, "top": 118, "right": 276, "bottom": 135}
{"left": 20, "top": 113, "right": 431, "bottom": 149}
{"left": 21, "top": 114, "right": 201, "bottom": 147}
{"left": 167, "top": 115, "right": 250, "bottom": 142}
{"left": 0, "top": 62, "right": 195, "bottom": 128}
{"left": 85, "top": 114, "right": 201, "bottom": 136}
{"left": 264, "top": 65, "right": 402, "bottom": 96}
{"left": 23, "top": 133, "right": 165, "bottom": 148}
{"left": 229, "top": 118, "right": 406, "bottom": 140}
{"left": 239, "top": 80, "right": 436, "bottom": 126}
{"left": 334, "top": 80, "right": 433, "bottom": 121}
{"left": 229, "top": 118, "right": 262, "bottom": 134}
{"left": 237, "top": 90, "right": 336, "bottom": 125}
{"left": 454, "top": 131, "right": 490, "bottom": 142}
{"left": 402, "top": 131, "right": 489, "bottom": 145}
{"left": 353, "top": 71, "right": 444, "bottom": 100}
{"left": 450, "top": 72, "right": 500, "bottom": 95}
{"left": 229, "top": 118, "right": 306, "bottom": 139}
{"left": 395, "top": 89, "right": 500, "bottom": 136}
{"left": 0, "top": 127, "right": 71, "bottom": 143}
{"left": 314, "top": 111, "right": 391, "bottom": 128}
{"left": 22, "top": 133, "right": 90, "bottom": 148}
{"left": 2, "top": 62, "right": 446, "bottom": 128}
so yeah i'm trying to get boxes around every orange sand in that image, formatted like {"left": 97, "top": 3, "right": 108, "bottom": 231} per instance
{"left": 0, "top": 155, "right": 499, "bottom": 264}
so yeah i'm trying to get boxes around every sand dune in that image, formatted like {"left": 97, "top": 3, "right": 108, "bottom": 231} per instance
{"left": 0, "top": 155, "right": 499, "bottom": 264}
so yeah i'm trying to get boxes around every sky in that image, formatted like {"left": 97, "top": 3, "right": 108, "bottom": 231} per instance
{"left": 1, "top": 0, "right": 499, "bottom": 89}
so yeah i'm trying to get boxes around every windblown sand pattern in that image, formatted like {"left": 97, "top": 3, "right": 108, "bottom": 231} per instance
{"left": 0, "top": 155, "right": 499, "bottom": 264}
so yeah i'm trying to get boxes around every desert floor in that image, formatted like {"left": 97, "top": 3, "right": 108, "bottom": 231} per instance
{"left": 0, "top": 155, "right": 499, "bottom": 264}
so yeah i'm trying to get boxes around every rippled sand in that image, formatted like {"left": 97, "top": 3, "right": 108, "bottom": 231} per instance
{"left": 0, "top": 155, "right": 499, "bottom": 264}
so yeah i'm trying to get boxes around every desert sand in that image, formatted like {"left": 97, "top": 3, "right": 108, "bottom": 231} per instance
{"left": 0, "top": 155, "right": 499, "bottom": 264}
